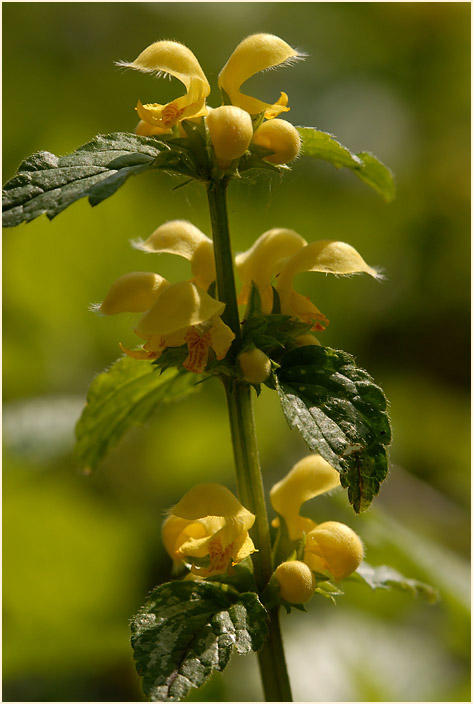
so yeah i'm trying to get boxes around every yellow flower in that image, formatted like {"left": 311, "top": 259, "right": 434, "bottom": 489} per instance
{"left": 271, "top": 454, "right": 341, "bottom": 540}
{"left": 132, "top": 219, "right": 216, "bottom": 291}
{"left": 162, "top": 483, "right": 256, "bottom": 577}
{"left": 118, "top": 40, "right": 210, "bottom": 129}
{"left": 219, "top": 33, "right": 301, "bottom": 118}
{"left": 236, "top": 228, "right": 381, "bottom": 330}
{"left": 236, "top": 228, "right": 307, "bottom": 314}
{"left": 99, "top": 277, "right": 234, "bottom": 373}
{"left": 270, "top": 454, "right": 364, "bottom": 581}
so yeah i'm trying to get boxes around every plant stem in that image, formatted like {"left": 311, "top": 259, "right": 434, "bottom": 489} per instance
{"left": 206, "top": 178, "right": 293, "bottom": 702}
{"left": 206, "top": 178, "right": 241, "bottom": 339}
{"left": 222, "top": 376, "right": 272, "bottom": 590}
{"left": 258, "top": 608, "right": 293, "bottom": 702}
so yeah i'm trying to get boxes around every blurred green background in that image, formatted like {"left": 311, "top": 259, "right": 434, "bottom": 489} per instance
{"left": 3, "top": 2, "right": 470, "bottom": 701}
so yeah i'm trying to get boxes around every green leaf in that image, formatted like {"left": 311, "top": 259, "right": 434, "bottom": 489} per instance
{"left": 314, "top": 579, "right": 345, "bottom": 604}
{"left": 297, "top": 126, "right": 396, "bottom": 202}
{"left": 131, "top": 581, "right": 269, "bottom": 702}
{"left": 356, "top": 563, "right": 439, "bottom": 604}
{"left": 75, "top": 356, "right": 201, "bottom": 472}
{"left": 2, "top": 132, "right": 195, "bottom": 227}
{"left": 277, "top": 345, "right": 391, "bottom": 513}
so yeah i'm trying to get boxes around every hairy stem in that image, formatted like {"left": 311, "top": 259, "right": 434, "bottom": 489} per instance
{"left": 222, "top": 377, "right": 273, "bottom": 589}
{"left": 257, "top": 608, "right": 293, "bottom": 702}
{"left": 206, "top": 178, "right": 241, "bottom": 339}
{"left": 206, "top": 178, "right": 293, "bottom": 702}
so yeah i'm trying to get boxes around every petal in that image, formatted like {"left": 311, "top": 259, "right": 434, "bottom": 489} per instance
{"left": 183, "top": 328, "right": 211, "bottom": 374}
{"left": 278, "top": 289, "right": 329, "bottom": 331}
{"left": 162, "top": 515, "right": 192, "bottom": 558}
{"left": 209, "top": 316, "right": 235, "bottom": 360}
{"left": 119, "top": 40, "right": 210, "bottom": 127}
{"left": 235, "top": 228, "right": 307, "bottom": 312}
{"left": 99, "top": 272, "right": 170, "bottom": 315}
{"left": 171, "top": 483, "right": 255, "bottom": 530}
{"left": 219, "top": 33, "right": 301, "bottom": 115}
{"left": 135, "top": 282, "right": 225, "bottom": 340}
{"left": 136, "top": 94, "right": 207, "bottom": 128}
{"left": 119, "top": 343, "right": 160, "bottom": 360}
{"left": 264, "top": 91, "right": 289, "bottom": 120}
{"left": 270, "top": 454, "right": 341, "bottom": 540}
{"left": 277, "top": 240, "right": 381, "bottom": 290}
{"left": 133, "top": 220, "right": 216, "bottom": 291}
{"left": 120, "top": 40, "right": 209, "bottom": 89}
{"left": 231, "top": 532, "right": 257, "bottom": 564}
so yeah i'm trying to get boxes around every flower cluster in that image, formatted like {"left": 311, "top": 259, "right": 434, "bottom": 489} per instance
{"left": 96, "top": 36, "right": 381, "bottom": 374}
{"left": 97, "top": 220, "right": 379, "bottom": 373}
{"left": 97, "top": 220, "right": 234, "bottom": 373}
{"left": 236, "top": 227, "right": 381, "bottom": 339}
{"left": 120, "top": 33, "right": 303, "bottom": 169}
{"left": 162, "top": 453, "right": 363, "bottom": 602}
{"left": 97, "top": 220, "right": 378, "bottom": 372}
{"left": 270, "top": 454, "right": 364, "bottom": 584}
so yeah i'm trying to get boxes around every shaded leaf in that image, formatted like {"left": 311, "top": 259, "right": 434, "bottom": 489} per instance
{"left": 277, "top": 345, "right": 391, "bottom": 512}
{"left": 2, "top": 132, "right": 195, "bottom": 227}
{"left": 131, "top": 581, "right": 268, "bottom": 701}
{"left": 75, "top": 356, "right": 201, "bottom": 472}
{"left": 297, "top": 126, "right": 396, "bottom": 202}
{"left": 356, "top": 563, "right": 439, "bottom": 604}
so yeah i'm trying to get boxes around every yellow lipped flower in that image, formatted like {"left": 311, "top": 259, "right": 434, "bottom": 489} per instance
{"left": 236, "top": 228, "right": 381, "bottom": 331}
{"left": 162, "top": 483, "right": 256, "bottom": 577}
{"left": 99, "top": 277, "right": 234, "bottom": 373}
{"left": 132, "top": 220, "right": 216, "bottom": 291}
{"left": 219, "top": 33, "right": 301, "bottom": 118}
{"left": 236, "top": 228, "right": 307, "bottom": 314}
{"left": 270, "top": 454, "right": 364, "bottom": 581}
{"left": 271, "top": 454, "right": 341, "bottom": 540}
{"left": 118, "top": 40, "right": 210, "bottom": 129}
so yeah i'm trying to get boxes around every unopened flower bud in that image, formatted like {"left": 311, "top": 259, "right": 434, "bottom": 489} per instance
{"left": 295, "top": 334, "right": 321, "bottom": 347}
{"left": 252, "top": 119, "right": 301, "bottom": 164}
{"left": 206, "top": 106, "right": 253, "bottom": 169}
{"left": 238, "top": 348, "right": 271, "bottom": 384}
{"left": 275, "top": 560, "right": 316, "bottom": 604}
{"left": 135, "top": 120, "right": 172, "bottom": 137}
{"left": 304, "top": 521, "right": 364, "bottom": 581}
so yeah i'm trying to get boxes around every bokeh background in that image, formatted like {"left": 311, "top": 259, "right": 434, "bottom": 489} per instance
{"left": 3, "top": 2, "right": 470, "bottom": 702}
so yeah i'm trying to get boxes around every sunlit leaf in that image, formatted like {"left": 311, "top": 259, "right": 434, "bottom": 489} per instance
{"left": 2, "top": 132, "right": 195, "bottom": 227}
{"left": 75, "top": 356, "right": 201, "bottom": 472}
{"left": 131, "top": 581, "right": 268, "bottom": 701}
{"left": 277, "top": 345, "right": 391, "bottom": 513}
{"left": 297, "top": 126, "right": 396, "bottom": 202}
{"left": 356, "top": 563, "right": 439, "bottom": 603}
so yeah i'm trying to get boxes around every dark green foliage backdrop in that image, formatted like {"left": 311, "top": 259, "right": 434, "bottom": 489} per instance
{"left": 3, "top": 3, "right": 470, "bottom": 701}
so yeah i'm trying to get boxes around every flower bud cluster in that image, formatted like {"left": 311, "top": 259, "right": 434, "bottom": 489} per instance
{"left": 206, "top": 106, "right": 301, "bottom": 170}
{"left": 270, "top": 454, "right": 364, "bottom": 603}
